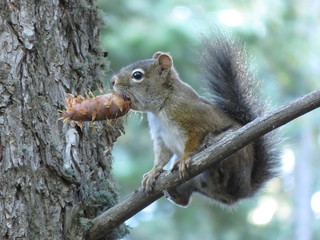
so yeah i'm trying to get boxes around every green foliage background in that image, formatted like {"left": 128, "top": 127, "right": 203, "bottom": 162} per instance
{"left": 97, "top": 0, "right": 320, "bottom": 239}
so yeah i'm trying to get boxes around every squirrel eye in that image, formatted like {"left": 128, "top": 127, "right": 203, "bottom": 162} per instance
{"left": 132, "top": 70, "right": 144, "bottom": 82}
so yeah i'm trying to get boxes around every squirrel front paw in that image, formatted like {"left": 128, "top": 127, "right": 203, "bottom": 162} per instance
{"left": 172, "top": 158, "right": 190, "bottom": 180}
{"left": 142, "top": 167, "right": 163, "bottom": 192}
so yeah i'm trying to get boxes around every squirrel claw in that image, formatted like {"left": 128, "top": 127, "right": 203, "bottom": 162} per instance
{"left": 172, "top": 159, "right": 190, "bottom": 180}
{"left": 171, "top": 162, "right": 178, "bottom": 172}
{"left": 141, "top": 168, "right": 163, "bottom": 192}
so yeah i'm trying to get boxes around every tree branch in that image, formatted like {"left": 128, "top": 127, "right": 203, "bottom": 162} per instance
{"left": 86, "top": 89, "right": 320, "bottom": 240}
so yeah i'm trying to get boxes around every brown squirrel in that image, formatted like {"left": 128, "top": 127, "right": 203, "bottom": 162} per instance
{"left": 111, "top": 35, "right": 278, "bottom": 207}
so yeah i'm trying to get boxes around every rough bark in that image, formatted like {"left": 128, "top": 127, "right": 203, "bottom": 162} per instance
{"left": 0, "top": 1, "right": 127, "bottom": 239}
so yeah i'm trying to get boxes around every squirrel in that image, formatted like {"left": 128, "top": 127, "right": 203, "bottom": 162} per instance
{"left": 110, "top": 34, "right": 278, "bottom": 207}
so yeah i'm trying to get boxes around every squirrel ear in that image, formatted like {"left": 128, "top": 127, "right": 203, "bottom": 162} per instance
{"left": 152, "top": 51, "right": 162, "bottom": 59}
{"left": 152, "top": 51, "right": 173, "bottom": 69}
{"left": 158, "top": 54, "right": 173, "bottom": 69}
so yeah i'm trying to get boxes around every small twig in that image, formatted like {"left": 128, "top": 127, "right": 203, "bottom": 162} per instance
{"left": 86, "top": 89, "right": 320, "bottom": 240}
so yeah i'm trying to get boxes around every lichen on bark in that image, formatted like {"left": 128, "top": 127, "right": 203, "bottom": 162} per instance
{"left": 0, "top": 1, "right": 127, "bottom": 239}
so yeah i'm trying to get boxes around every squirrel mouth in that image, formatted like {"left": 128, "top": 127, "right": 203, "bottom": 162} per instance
{"left": 122, "top": 95, "right": 131, "bottom": 102}
{"left": 117, "top": 92, "right": 132, "bottom": 102}
{"left": 117, "top": 93, "right": 131, "bottom": 102}
{"left": 113, "top": 88, "right": 132, "bottom": 102}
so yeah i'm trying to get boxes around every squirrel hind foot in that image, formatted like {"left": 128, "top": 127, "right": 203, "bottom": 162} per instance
{"left": 164, "top": 180, "right": 196, "bottom": 207}
{"left": 164, "top": 188, "right": 191, "bottom": 207}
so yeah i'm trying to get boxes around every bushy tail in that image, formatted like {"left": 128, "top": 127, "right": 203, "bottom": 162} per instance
{"left": 201, "top": 34, "right": 279, "bottom": 191}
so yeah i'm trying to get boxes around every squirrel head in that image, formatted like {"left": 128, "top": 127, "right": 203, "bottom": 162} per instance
{"left": 111, "top": 52, "right": 177, "bottom": 112}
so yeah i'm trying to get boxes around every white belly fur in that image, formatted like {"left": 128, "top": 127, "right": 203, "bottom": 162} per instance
{"left": 148, "top": 111, "right": 185, "bottom": 156}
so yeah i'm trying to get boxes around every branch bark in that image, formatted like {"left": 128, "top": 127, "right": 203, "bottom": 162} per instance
{"left": 86, "top": 89, "right": 320, "bottom": 240}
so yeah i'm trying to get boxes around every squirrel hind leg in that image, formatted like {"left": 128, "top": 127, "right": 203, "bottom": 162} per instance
{"left": 194, "top": 148, "right": 255, "bottom": 205}
{"left": 193, "top": 171, "right": 239, "bottom": 205}
{"left": 164, "top": 180, "right": 196, "bottom": 207}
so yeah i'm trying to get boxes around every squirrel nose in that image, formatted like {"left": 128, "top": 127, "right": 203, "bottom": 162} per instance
{"left": 110, "top": 77, "right": 116, "bottom": 86}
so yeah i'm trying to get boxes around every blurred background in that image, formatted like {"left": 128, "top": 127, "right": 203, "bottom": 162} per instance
{"left": 97, "top": 0, "right": 320, "bottom": 239}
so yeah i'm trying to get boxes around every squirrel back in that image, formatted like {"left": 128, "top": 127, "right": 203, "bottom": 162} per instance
{"left": 201, "top": 35, "right": 279, "bottom": 193}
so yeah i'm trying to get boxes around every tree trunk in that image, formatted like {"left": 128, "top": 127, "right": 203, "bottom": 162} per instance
{"left": 0, "top": 1, "right": 127, "bottom": 239}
